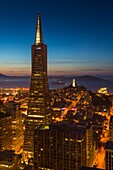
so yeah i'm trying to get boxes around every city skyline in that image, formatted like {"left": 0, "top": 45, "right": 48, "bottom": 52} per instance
{"left": 0, "top": 0, "right": 113, "bottom": 78}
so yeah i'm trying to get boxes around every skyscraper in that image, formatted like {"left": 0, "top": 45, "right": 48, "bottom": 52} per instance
{"left": 109, "top": 116, "right": 113, "bottom": 141}
{"left": 34, "top": 122, "right": 87, "bottom": 170}
{"left": 24, "top": 12, "right": 51, "bottom": 158}
{"left": 105, "top": 141, "right": 113, "bottom": 170}
{"left": 6, "top": 102, "right": 24, "bottom": 153}
{"left": 0, "top": 112, "right": 12, "bottom": 151}
{"left": 78, "top": 121, "right": 94, "bottom": 167}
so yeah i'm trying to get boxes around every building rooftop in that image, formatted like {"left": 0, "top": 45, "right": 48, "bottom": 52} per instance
{"left": 50, "top": 122, "right": 86, "bottom": 135}
{"left": 105, "top": 141, "right": 113, "bottom": 150}
{"left": 0, "top": 112, "right": 11, "bottom": 119}
{"left": 0, "top": 150, "right": 16, "bottom": 161}
{"left": 77, "top": 120, "right": 92, "bottom": 130}
{"left": 37, "top": 122, "right": 86, "bottom": 135}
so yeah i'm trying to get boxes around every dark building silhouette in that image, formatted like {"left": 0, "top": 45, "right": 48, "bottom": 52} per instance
{"left": 34, "top": 122, "right": 87, "bottom": 170}
{"left": 109, "top": 116, "right": 113, "bottom": 141}
{"left": 0, "top": 150, "right": 19, "bottom": 169}
{"left": 105, "top": 141, "right": 113, "bottom": 170}
{"left": 24, "top": 12, "right": 51, "bottom": 158}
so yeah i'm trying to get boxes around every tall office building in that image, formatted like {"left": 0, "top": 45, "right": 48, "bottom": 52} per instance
{"left": 105, "top": 141, "right": 113, "bottom": 170}
{"left": 24, "top": 12, "right": 51, "bottom": 158}
{"left": 34, "top": 122, "right": 87, "bottom": 170}
{"left": 6, "top": 102, "right": 24, "bottom": 153}
{"left": 0, "top": 112, "right": 12, "bottom": 151}
{"left": 78, "top": 121, "right": 94, "bottom": 167}
{"left": 109, "top": 116, "right": 113, "bottom": 141}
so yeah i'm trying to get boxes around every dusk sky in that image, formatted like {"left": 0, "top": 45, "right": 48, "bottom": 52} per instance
{"left": 0, "top": 0, "right": 113, "bottom": 77}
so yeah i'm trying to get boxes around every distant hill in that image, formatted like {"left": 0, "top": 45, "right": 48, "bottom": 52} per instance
{"left": 49, "top": 75, "right": 106, "bottom": 82}
{"left": 75, "top": 75, "right": 105, "bottom": 81}
{"left": 0, "top": 73, "right": 30, "bottom": 79}
{"left": 0, "top": 73, "right": 113, "bottom": 93}
{"left": 0, "top": 73, "right": 8, "bottom": 78}
{"left": 0, "top": 74, "right": 108, "bottom": 81}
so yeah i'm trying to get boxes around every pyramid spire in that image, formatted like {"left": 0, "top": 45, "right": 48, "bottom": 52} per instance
{"left": 35, "top": 12, "right": 44, "bottom": 45}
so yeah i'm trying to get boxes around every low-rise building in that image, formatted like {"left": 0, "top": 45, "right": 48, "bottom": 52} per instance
{"left": 0, "top": 150, "right": 19, "bottom": 170}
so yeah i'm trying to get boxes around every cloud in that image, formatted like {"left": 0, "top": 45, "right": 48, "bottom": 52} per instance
{"left": 0, "top": 63, "right": 30, "bottom": 65}
{"left": 81, "top": 68, "right": 113, "bottom": 72}
{"left": 9, "top": 70, "right": 30, "bottom": 72}
{"left": 49, "top": 61, "right": 88, "bottom": 65}
{"left": 81, "top": 68, "right": 105, "bottom": 71}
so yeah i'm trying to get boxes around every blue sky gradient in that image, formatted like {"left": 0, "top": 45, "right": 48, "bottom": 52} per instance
{"left": 0, "top": 0, "right": 113, "bottom": 77}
